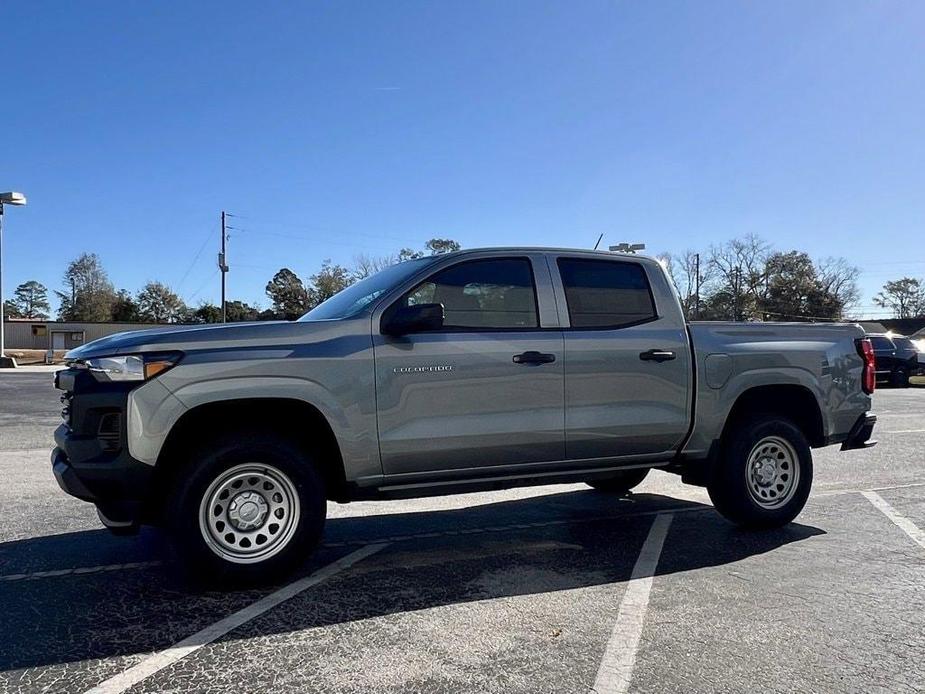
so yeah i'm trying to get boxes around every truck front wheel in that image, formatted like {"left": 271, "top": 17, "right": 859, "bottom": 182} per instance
{"left": 708, "top": 415, "right": 813, "bottom": 529}
{"left": 166, "top": 432, "right": 326, "bottom": 586}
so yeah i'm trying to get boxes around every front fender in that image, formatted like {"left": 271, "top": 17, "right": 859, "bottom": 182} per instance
{"left": 129, "top": 368, "right": 380, "bottom": 480}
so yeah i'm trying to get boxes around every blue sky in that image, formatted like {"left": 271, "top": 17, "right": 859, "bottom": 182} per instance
{"left": 2, "top": 1, "right": 923, "bottom": 316}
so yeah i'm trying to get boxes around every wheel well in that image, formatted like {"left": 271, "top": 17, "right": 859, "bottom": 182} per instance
{"left": 151, "top": 398, "right": 348, "bottom": 513}
{"left": 723, "top": 385, "right": 825, "bottom": 448}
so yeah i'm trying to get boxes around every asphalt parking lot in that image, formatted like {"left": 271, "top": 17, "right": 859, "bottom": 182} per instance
{"left": 1, "top": 369, "right": 923, "bottom": 693}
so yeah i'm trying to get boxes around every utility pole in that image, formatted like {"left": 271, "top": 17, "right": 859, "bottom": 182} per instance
{"left": 218, "top": 210, "right": 229, "bottom": 323}
{"left": 694, "top": 253, "right": 701, "bottom": 320}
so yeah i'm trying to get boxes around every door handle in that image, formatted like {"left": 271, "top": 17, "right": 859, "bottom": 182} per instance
{"left": 513, "top": 351, "right": 556, "bottom": 365}
{"left": 639, "top": 349, "right": 676, "bottom": 363}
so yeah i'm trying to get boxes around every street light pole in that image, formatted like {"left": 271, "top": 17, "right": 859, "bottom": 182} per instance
{"left": 0, "top": 205, "right": 5, "bottom": 358}
{"left": 0, "top": 192, "right": 29, "bottom": 365}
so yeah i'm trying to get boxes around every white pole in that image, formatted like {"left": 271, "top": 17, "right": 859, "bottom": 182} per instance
{"left": 0, "top": 204, "right": 5, "bottom": 358}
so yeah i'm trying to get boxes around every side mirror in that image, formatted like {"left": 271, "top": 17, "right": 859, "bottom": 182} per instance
{"left": 382, "top": 303, "right": 444, "bottom": 336}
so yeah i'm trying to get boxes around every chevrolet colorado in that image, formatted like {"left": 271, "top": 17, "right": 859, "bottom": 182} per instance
{"left": 52, "top": 248, "right": 878, "bottom": 583}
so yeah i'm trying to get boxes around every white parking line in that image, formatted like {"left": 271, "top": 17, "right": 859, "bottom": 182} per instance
{"left": 82, "top": 543, "right": 388, "bottom": 694}
{"left": 861, "top": 491, "right": 925, "bottom": 551}
{"left": 869, "top": 481, "right": 925, "bottom": 493}
{"left": 0, "top": 560, "right": 162, "bottom": 582}
{"left": 881, "top": 429, "right": 925, "bottom": 434}
{"left": 591, "top": 512, "right": 673, "bottom": 694}
{"left": 11, "top": 484, "right": 925, "bottom": 585}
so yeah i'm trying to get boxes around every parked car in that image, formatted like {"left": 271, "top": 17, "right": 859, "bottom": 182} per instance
{"left": 903, "top": 337, "right": 925, "bottom": 376}
{"left": 892, "top": 335, "right": 925, "bottom": 376}
{"left": 868, "top": 333, "right": 919, "bottom": 386}
{"left": 51, "top": 248, "right": 877, "bottom": 584}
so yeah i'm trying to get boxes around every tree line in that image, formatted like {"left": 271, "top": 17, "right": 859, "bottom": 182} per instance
{"left": 658, "top": 234, "right": 924, "bottom": 322}
{"left": 3, "top": 238, "right": 461, "bottom": 324}
{"left": 3, "top": 234, "right": 923, "bottom": 323}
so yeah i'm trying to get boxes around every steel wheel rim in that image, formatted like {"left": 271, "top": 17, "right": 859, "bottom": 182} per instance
{"left": 746, "top": 436, "right": 800, "bottom": 510}
{"left": 199, "top": 463, "right": 300, "bottom": 564}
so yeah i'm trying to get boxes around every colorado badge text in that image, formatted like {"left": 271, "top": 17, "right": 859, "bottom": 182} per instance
{"left": 392, "top": 365, "right": 455, "bottom": 374}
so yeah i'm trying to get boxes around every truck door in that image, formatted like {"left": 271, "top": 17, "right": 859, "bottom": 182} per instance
{"left": 373, "top": 256, "right": 565, "bottom": 475}
{"left": 554, "top": 256, "right": 691, "bottom": 460}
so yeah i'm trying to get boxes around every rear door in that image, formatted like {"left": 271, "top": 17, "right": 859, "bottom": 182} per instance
{"left": 373, "top": 255, "right": 565, "bottom": 475}
{"left": 553, "top": 256, "right": 691, "bottom": 460}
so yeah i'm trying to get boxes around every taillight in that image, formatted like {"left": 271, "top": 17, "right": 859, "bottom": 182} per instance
{"left": 856, "top": 338, "right": 876, "bottom": 395}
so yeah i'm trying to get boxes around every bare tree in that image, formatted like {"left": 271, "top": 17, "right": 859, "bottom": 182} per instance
{"left": 816, "top": 256, "right": 861, "bottom": 318}
{"left": 352, "top": 237, "right": 462, "bottom": 280}
{"left": 658, "top": 250, "right": 713, "bottom": 318}
{"left": 707, "top": 235, "right": 771, "bottom": 320}
{"left": 352, "top": 253, "right": 398, "bottom": 281}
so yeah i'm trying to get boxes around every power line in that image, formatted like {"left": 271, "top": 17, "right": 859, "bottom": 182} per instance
{"left": 232, "top": 226, "right": 405, "bottom": 254}
{"left": 176, "top": 227, "right": 215, "bottom": 291}
{"left": 225, "top": 213, "right": 425, "bottom": 247}
{"left": 188, "top": 269, "right": 219, "bottom": 304}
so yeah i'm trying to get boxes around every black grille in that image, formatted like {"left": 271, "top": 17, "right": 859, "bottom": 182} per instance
{"left": 98, "top": 412, "right": 122, "bottom": 452}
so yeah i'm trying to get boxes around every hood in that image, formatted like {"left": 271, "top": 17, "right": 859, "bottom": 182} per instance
{"left": 65, "top": 319, "right": 357, "bottom": 361}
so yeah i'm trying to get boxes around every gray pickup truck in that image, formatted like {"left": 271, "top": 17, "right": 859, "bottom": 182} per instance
{"left": 52, "top": 248, "right": 877, "bottom": 583}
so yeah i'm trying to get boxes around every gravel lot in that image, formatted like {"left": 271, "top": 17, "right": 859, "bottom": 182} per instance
{"left": 1, "top": 369, "right": 923, "bottom": 693}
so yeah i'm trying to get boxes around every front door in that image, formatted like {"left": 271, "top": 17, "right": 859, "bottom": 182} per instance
{"left": 555, "top": 257, "right": 691, "bottom": 460}
{"left": 374, "top": 257, "right": 565, "bottom": 475}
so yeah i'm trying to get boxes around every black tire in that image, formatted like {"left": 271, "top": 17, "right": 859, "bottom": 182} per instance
{"left": 707, "top": 414, "right": 812, "bottom": 529}
{"left": 587, "top": 467, "right": 650, "bottom": 495}
{"left": 166, "top": 430, "right": 326, "bottom": 587}
{"left": 892, "top": 368, "right": 910, "bottom": 388}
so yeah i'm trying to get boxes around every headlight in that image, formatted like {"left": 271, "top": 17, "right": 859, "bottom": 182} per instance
{"left": 80, "top": 353, "right": 181, "bottom": 382}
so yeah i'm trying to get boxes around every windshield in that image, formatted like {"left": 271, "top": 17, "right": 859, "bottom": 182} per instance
{"left": 299, "top": 257, "right": 436, "bottom": 321}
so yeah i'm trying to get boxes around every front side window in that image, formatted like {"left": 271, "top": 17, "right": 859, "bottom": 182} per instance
{"left": 301, "top": 257, "right": 436, "bottom": 321}
{"left": 400, "top": 258, "right": 538, "bottom": 329}
{"left": 558, "top": 258, "right": 657, "bottom": 329}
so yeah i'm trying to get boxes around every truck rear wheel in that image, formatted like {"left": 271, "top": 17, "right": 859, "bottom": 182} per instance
{"left": 587, "top": 468, "right": 650, "bottom": 495}
{"left": 708, "top": 415, "right": 812, "bottom": 529}
{"left": 166, "top": 431, "right": 326, "bottom": 586}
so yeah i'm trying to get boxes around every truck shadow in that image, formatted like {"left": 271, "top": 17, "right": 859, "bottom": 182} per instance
{"left": 0, "top": 490, "right": 824, "bottom": 675}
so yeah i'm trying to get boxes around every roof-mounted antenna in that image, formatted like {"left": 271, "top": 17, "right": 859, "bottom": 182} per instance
{"left": 592, "top": 233, "right": 604, "bottom": 250}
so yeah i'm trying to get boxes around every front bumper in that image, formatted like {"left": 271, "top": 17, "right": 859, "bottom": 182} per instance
{"left": 841, "top": 413, "right": 877, "bottom": 451}
{"left": 52, "top": 445, "right": 95, "bottom": 501}
{"left": 51, "top": 368, "right": 156, "bottom": 522}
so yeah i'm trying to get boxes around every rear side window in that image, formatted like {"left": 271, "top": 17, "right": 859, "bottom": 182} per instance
{"left": 869, "top": 336, "right": 895, "bottom": 350}
{"left": 402, "top": 258, "right": 539, "bottom": 329}
{"left": 557, "top": 258, "right": 656, "bottom": 329}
